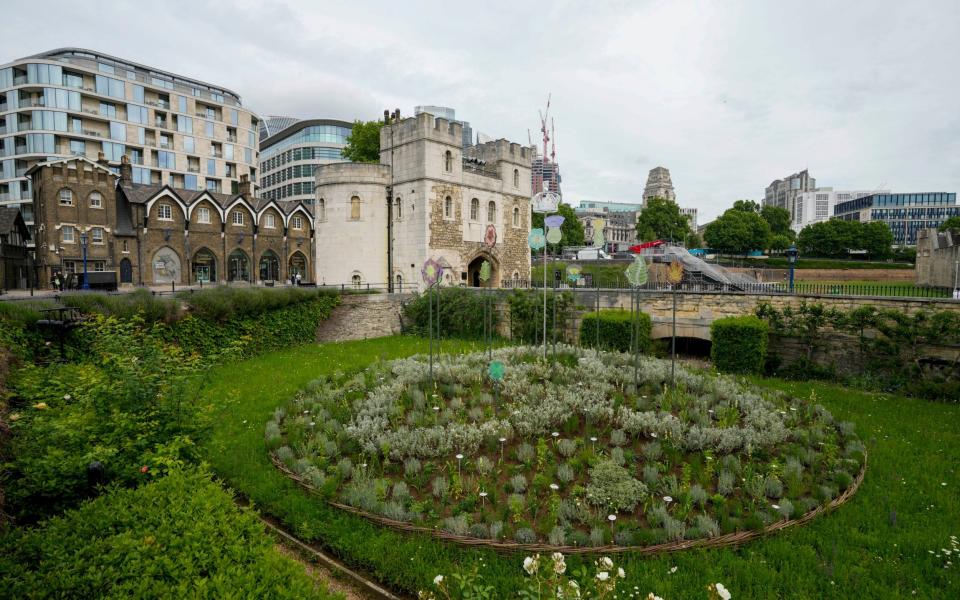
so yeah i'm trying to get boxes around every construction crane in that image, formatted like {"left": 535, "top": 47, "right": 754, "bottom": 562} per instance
{"left": 536, "top": 94, "right": 552, "bottom": 194}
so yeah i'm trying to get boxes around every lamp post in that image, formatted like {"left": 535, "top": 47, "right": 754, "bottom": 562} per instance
{"left": 786, "top": 244, "right": 799, "bottom": 293}
{"left": 79, "top": 232, "right": 90, "bottom": 290}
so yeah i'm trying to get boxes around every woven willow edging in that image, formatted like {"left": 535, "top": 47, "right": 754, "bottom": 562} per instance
{"left": 270, "top": 450, "right": 866, "bottom": 556}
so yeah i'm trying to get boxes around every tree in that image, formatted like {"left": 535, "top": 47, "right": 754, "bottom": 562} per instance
{"left": 760, "top": 205, "right": 793, "bottom": 238}
{"left": 532, "top": 203, "right": 584, "bottom": 253}
{"left": 341, "top": 119, "right": 383, "bottom": 163}
{"left": 685, "top": 231, "right": 703, "bottom": 249}
{"left": 768, "top": 234, "right": 791, "bottom": 253}
{"left": 796, "top": 219, "right": 892, "bottom": 259}
{"left": 939, "top": 216, "right": 960, "bottom": 231}
{"left": 861, "top": 221, "right": 894, "bottom": 259}
{"left": 634, "top": 197, "right": 692, "bottom": 243}
{"left": 703, "top": 208, "right": 771, "bottom": 255}
{"left": 732, "top": 199, "right": 761, "bottom": 213}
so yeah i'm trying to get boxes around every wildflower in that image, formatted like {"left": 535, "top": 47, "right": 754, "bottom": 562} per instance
{"left": 669, "top": 566, "right": 677, "bottom": 574}
{"left": 647, "top": 594, "right": 664, "bottom": 600}
{"left": 618, "top": 567, "right": 626, "bottom": 578}
{"left": 599, "top": 557, "right": 614, "bottom": 570}
{"left": 663, "top": 496, "right": 673, "bottom": 503}
{"left": 433, "top": 575, "right": 444, "bottom": 586}
{"left": 63, "top": 394, "right": 71, "bottom": 400}
{"left": 550, "top": 483, "right": 560, "bottom": 491}
{"left": 9, "top": 413, "right": 20, "bottom": 422}
{"left": 523, "top": 555, "right": 540, "bottom": 575}
{"left": 597, "top": 572, "right": 609, "bottom": 581}
{"left": 33, "top": 402, "right": 49, "bottom": 410}
{"left": 140, "top": 465, "right": 149, "bottom": 474}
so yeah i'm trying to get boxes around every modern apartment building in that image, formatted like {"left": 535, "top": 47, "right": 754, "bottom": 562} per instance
{"left": 259, "top": 119, "right": 352, "bottom": 204}
{"left": 833, "top": 192, "right": 959, "bottom": 245}
{"left": 763, "top": 169, "right": 816, "bottom": 222}
{"left": 0, "top": 48, "right": 260, "bottom": 231}
{"left": 791, "top": 188, "right": 887, "bottom": 233}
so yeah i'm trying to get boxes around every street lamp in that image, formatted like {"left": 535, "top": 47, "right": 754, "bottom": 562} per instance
{"left": 785, "top": 244, "right": 799, "bottom": 293}
{"left": 79, "top": 231, "right": 90, "bottom": 290}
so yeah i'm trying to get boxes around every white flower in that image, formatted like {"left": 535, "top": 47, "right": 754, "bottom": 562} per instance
{"left": 552, "top": 552, "right": 566, "bottom": 574}
{"left": 523, "top": 555, "right": 540, "bottom": 575}
{"left": 647, "top": 594, "right": 664, "bottom": 600}
{"left": 618, "top": 567, "right": 626, "bottom": 578}
{"left": 600, "top": 556, "right": 614, "bottom": 570}
{"left": 663, "top": 496, "right": 673, "bottom": 503}
{"left": 716, "top": 582, "right": 731, "bottom": 600}
{"left": 433, "top": 575, "right": 444, "bottom": 586}
{"left": 596, "top": 571, "right": 609, "bottom": 581}
{"left": 550, "top": 483, "right": 560, "bottom": 490}
{"left": 669, "top": 566, "right": 677, "bottom": 574}
{"left": 63, "top": 394, "right": 72, "bottom": 401}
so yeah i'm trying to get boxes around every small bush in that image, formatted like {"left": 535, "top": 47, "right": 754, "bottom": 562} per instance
{"left": 710, "top": 316, "right": 769, "bottom": 375}
{"left": 584, "top": 459, "right": 648, "bottom": 512}
{"left": 402, "top": 287, "right": 493, "bottom": 340}
{"left": 580, "top": 310, "right": 652, "bottom": 353}
{"left": 0, "top": 469, "right": 334, "bottom": 599}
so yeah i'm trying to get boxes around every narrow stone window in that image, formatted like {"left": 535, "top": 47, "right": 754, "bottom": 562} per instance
{"left": 350, "top": 196, "right": 361, "bottom": 220}
{"left": 470, "top": 198, "right": 479, "bottom": 220}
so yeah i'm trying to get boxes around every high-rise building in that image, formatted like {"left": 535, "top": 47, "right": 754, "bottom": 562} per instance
{"left": 763, "top": 169, "right": 816, "bottom": 222}
{"left": 259, "top": 115, "right": 300, "bottom": 141}
{"left": 643, "top": 166, "right": 676, "bottom": 205}
{"left": 791, "top": 188, "right": 887, "bottom": 233}
{"left": 259, "top": 119, "right": 353, "bottom": 204}
{"left": 680, "top": 207, "right": 698, "bottom": 231}
{"left": 833, "top": 192, "right": 958, "bottom": 245}
{"left": 414, "top": 105, "right": 473, "bottom": 148}
{"left": 0, "top": 48, "right": 260, "bottom": 234}
{"left": 531, "top": 150, "right": 561, "bottom": 196}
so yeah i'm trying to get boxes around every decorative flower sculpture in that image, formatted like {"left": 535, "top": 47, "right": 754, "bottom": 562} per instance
{"left": 592, "top": 218, "right": 606, "bottom": 247}
{"left": 624, "top": 254, "right": 649, "bottom": 287}
{"left": 528, "top": 228, "right": 546, "bottom": 250}
{"left": 567, "top": 265, "right": 582, "bottom": 283}
{"left": 479, "top": 260, "right": 492, "bottom": 282}
{"left": 483, "top": 224, "right": 497, "bottom": 249}
{"left": 666, "top": 259, "right": 684, "bottom": 285}
{"left": 421, "top": 257, "right": 444, "bottom": 286}
{"left": 545, "top": 214, "right": 564, "bottom": 245}
{"left": 488, "top": 360, "right": 505, "bottom": 381}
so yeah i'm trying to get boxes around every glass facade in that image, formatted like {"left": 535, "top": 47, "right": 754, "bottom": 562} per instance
{"left": 833, "top": 193, "right": 959, "bottom": 245}
{"left": 2, "top": 49, "right": 260, "bottom": 227}
{"left": 258, "top": 121, "right": 352, "bottom": 203}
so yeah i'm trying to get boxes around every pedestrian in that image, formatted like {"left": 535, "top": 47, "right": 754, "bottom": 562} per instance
{"left": 295, "top": 272, "right": 302, "bottom": 286}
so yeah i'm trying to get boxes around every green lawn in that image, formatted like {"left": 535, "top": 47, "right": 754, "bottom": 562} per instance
{"left": 202, "top": 336, "right": 960, "bottom": 598}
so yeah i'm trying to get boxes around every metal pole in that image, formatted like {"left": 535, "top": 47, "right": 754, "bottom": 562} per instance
{"left": 671, "top": 285, "right": 677, "bottom": 389}
{"left": 633, "top": 286, "right": 639, "bottom": 391}
{"left": 789, "top": 261, "right": 795, "bottom": 293}
{"left": 81, "top": 237, "right": 90, "bottom": 290}
{"left": 428, "top": 284, "right": 433, "bottom": 383}
{"left": 542, "top": 245, "right": 547, "bottom": 359}
{"left": 552, "top": 277, "right": 557, "bottom": 360}
{"left": 595, "top": 281, "right": 600, "bottom": 348}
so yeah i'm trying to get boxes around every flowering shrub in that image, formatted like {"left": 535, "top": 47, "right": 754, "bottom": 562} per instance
{"left": 271, "top": 345, "right": 862, "bottom": 547}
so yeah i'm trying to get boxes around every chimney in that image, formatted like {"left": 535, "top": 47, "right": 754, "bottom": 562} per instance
{"left": 238, "top": 174, "right": 252, "bottom": 197}
{"left": 119, "top": 155, "right": 132, "bottom": 185}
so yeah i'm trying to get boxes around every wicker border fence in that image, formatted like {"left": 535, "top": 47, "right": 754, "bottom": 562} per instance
{"left": 270, "top": 449, "right": 867, "bottom": 556}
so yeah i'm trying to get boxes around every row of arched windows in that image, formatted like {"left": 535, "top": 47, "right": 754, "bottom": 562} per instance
{"left": 441, "top": 195, "right": 522, "bottom": 227}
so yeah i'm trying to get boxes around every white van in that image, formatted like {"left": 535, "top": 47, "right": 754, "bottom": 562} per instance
{"left": 576, "top": 248, "right": 611, "bottom": 260}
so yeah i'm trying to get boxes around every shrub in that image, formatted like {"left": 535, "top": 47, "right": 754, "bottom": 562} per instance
{"left": 402, "top": 287, "right": 493, "bottom": 340}
{"left": 514, "top": 527, "right": 537, "bottom": 543}
{"left": 431, "top": 476, "right": 450, "bottom": 499}
{"left": 507, "top": 290, "right": 576, "bottom": 344}
{"left": 710, "top": 316, "right": 769, "bottom": 375}
{"left": 557, "top": 463, "right": 575, "bottom": 483}
{"left": 557, "top": 438, "right": 578, "bottom": 458}
{"left": 580, "top": 310, "right": 652, "bottom": 353}
{"left": 584, "top": 459, "right": 648, "bottom": 512}
{"left": 510, "top": 474, "right": 528, "bottom": 493}
{"left": 0, "top": 469, "right": 334, "bottom": 599}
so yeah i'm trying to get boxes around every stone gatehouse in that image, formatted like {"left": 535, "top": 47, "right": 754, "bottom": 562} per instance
{"left": 29, "top": 155, "right": 314, "bottom": 288}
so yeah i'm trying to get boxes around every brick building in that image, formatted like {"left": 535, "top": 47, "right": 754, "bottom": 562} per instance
{"left": 28, "top": 155, "right": 313, "bottom": 288}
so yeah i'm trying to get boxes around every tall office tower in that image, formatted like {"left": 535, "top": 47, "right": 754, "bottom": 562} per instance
{"left": 258, "top": 115, "right": 300, "bottom": 141}
{"left": 763, "top": 169, "right": 817, "bottom": 222}
{"left": 259, "top": 119, "right": 353, "bottom": 204}
{"left": 0, "top": 48, "right": 261, "bottom": 233}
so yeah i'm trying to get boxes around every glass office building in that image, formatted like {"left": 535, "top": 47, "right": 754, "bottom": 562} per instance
{"left": 834, "top": 192, "right": 959, "bottom": 245}
{"left": 0, "top": 48, "right": 260, "bottom": 232}
{"left": 259, "top": 119, "right": 353, "bottom": 204}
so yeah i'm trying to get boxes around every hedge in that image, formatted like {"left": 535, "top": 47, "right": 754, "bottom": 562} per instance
{"left": 0, "top": 469, "right": 335, "bottom": 599}
{"left": 710, "top": 315, "right": 768, "bottom": 375}
{"left": 402, "top": 286, "right": 493, "bottom": 340}
{"left": 580, "top": 310, "right": 652, "bottom": 353}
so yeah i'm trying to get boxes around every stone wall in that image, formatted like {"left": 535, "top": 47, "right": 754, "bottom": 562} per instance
{"left": 315, "top": 293, "right": 408, "bottom": 342}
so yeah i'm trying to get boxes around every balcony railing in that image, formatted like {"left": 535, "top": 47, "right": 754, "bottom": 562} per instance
{"left": 187, "top": 166, "right": 200, "bottom": 173}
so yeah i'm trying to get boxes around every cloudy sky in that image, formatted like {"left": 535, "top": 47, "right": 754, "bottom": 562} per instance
{"left": 3, "top": 0, "right": 958, "bottom": 221}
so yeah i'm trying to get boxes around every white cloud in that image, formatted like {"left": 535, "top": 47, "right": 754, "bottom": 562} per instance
{"left": 2, "top": 0, "right": 958, "bottom": 221}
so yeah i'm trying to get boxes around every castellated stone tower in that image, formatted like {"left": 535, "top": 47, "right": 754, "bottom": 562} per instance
{"left": 315, "top": 112, "right": 535, "bottom": 291}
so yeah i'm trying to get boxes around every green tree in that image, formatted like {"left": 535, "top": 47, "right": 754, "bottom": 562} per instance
{"left": 341, "top": 119, "right": 383, "bottom": 163}
{"left": 685, "top": 230, "right": 703, "bottom": 249}
{"left": 861, "top": 221, "right": 894, "bottom": 259}
{"left": 768, "top": 233, "right": 792, "bottom": 253}
{"left": 939, "top": 216, "right": 960, "bottom": 231}
{"left": 797, "top": 220, "right": 861, "bottom": 258}
{"left": 634, "top": 197, "right": 692, "bottom": 243}
{"left": 732, "top": 199, "right": 761, "bottom": 213}
{"left": 532, "top": 203, "right": 584, "bottom": 253}
{"left": 760, "top": 205, "right": 793, "bottom": 238}
{"left": 703, "top": 208, "right": 771, "bottom": 255}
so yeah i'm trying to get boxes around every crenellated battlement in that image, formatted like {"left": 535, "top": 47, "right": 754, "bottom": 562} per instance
{"left": 465, "top": 139, "right": 534, "bottom": 167}
{"left": 381, "top": 112, "right": 463, "bottom": 150}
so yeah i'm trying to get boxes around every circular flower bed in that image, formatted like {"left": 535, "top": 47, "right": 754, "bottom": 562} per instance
{"left": 268, "top": 346, "right": 865, "bottom": 550}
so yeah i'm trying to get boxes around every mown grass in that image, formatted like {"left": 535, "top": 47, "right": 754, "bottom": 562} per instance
{"left": 202, "top": 337, "right": 960, "bottom": 598}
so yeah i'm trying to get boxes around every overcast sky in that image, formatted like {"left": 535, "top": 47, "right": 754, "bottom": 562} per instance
{"left": 3, "top": 0, "right": 959, "bottom": 221}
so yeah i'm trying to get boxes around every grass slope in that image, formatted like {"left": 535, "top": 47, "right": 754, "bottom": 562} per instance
{"left": 203, "top": 337, "right": 960, "bottom": 598}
